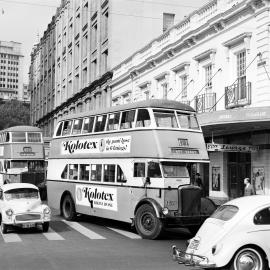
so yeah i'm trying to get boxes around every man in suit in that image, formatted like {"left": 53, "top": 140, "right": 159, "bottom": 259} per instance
{"left": 244, "top": 178, "right": 255, "bottom": 196}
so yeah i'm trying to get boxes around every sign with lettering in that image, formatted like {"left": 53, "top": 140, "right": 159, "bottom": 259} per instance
{"left": 20, "top": 146, "right": 35, "bottom": 156}
{"left": 206, "top": 143, "right": 259, "bottom": 152}
{"left": 61, "top": 136, "right": 131, "bottom": 155}
{"left": 76, "top": 185, "right": 117, "bottom": 211}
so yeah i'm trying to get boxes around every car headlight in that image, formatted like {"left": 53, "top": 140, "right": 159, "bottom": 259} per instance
{"left": 43, "top": 207, "right": 51, "bottom": 215}
{"left": 212, "top": 243, "right": 223, "bottom": 255}
{"left": 5, "top": 209, "right": 13, "bottom": 216}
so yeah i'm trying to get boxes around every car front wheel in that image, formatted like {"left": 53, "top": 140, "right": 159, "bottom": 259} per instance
{"left": 230, "top": 247, "right": 266, "bottom": 270}
{"left": 1, "top": 223, "right": 8, "bottom": 234}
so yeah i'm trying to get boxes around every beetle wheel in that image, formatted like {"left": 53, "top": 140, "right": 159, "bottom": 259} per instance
{"left": 230, "top": 247, "right": 266, "bottom": 270}
{"left": 61, "top": 194, "right": 76, "bottom": 221}
{"left": 42, "top": 222, "right": 49, "bottom": 232}
{"left": 134, "top": 204, "right": 163, "bottom": 240}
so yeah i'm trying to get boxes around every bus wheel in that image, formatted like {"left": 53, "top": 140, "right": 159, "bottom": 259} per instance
{"left": 42, "top": 222, "right": 50, "bottom": 232}
{"left": 135, "top": 204, "right": 163, "bottom": 240}
{"left": 61, "top": 195, "right": 76, "bottom": 221}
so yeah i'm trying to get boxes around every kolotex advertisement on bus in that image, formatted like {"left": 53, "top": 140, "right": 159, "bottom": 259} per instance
{"left": 61, "top": 136, "right": 131, "bottom": 155}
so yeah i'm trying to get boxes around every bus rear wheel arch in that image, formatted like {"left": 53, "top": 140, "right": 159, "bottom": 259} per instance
{"left": 134, "top": 204, "right": 163, "bottom": 240}
{"left": 61, "top": 193, "right": 76, "bottom": 221}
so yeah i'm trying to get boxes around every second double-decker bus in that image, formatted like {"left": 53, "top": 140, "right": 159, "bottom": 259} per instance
{"left": 47, "top": 99, "right": 213, "bottom": 239}
{"left": 0, "top": 126, "right": 46, "bottom": 198}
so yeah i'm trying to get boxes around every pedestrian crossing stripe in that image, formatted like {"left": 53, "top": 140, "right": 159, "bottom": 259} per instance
{"left": 1, "top": 231, "right": 22, "bottom": 243}
{"left": 43, "top": 227, "right": 65, "bottom": 240}
{"left": 62, "top": 220, "right": 106, "bottom": 239}
{"left": 107, "top": 227, "right": 142, "bottom": 239}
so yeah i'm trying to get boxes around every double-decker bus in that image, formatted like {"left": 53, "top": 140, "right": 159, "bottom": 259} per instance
{"left": 47, "top": 99, "right": 213, "bottom": 239}
{"left": 0, "top": 126, "right": 46, "bottom": 198}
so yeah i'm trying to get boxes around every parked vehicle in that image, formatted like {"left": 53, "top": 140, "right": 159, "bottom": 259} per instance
{"left": 172, "top": 195, "right": 270, "bottom": 270}
{"left": 0, "top": 183, "right": 51, "bottom": 234}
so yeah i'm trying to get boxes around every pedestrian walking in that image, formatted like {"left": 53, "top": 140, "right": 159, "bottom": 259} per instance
{"left": 244, "top": 178, "right": 255, "bottom": 196}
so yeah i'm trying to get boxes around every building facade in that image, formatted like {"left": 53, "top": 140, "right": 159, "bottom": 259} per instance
{"left": 111, "top": 0, "right": 270, "bottom": 202}
{"left": 0, "top": 41, "right": 24, "bottom": 101}
{"left": 29, "top": 0, "right": 195, "bottom": 137}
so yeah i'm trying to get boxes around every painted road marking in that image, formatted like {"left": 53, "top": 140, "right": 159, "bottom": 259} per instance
{"left": 43, "top": 227, "right": 65, "bottom": 240}
{"left": 62, "top": 220, "right": 106, "bottom": 239}
{"left": 107, "top": 227, "right": 142, "bottom": 239}
{"left": 1, "top": 231, "right": 22, "bottom": 243}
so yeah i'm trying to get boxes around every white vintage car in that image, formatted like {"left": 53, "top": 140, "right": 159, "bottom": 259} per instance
{"left": 0, "top": 183, "right": 51, "bottom": 234}
{"left": 172, "top": 195, "right": 270, "bottom": 270}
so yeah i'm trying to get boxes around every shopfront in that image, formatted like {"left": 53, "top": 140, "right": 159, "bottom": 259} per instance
{"left": 198, "top": 106, "right": 270, "bottom": 204}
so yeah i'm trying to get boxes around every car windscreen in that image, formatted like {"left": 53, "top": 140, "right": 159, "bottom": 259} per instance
{"left": 161, "top": 162, "right": 189, "bottom": 178}
{"left": 210, "top": 205, "right": 238, "bottom": 221}
{"left": 4, "top": 188, "right": 39, "bottom": 200}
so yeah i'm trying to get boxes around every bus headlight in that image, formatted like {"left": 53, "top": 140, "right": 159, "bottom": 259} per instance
{"left": 162, "top": 207, "right": 169, "bottom": 215}
{"left": 5, "top": 209, "right": 13, "bottom": 217}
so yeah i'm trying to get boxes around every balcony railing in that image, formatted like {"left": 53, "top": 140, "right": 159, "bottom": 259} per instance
{"left": 195, "top": 92, "right": 216, "bottom": 113}
{"left": 225, "top": 79, "right": 251, "bottom": 109}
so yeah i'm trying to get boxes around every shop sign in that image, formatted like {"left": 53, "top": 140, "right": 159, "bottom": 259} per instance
{"left": 206, "top": 143, "right": 259, "bottom": 152}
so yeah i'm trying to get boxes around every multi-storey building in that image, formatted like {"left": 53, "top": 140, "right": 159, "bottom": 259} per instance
{"left": 111, "top": 0, "right": 270, "bottom": 202}
{"left": 0, "top": 41, "right": 24, "bottom": 101}
{"left": 29, "top": 0, "right": 197, "bottom": 137}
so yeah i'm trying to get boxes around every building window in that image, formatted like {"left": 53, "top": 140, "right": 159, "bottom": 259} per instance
{"left": 74, "top": 42, "right": 80, "bottom": 68}
{"left": 82, "top": 2, "right": 88, "bottom": 28}
{"left": 102, "top": 49, "right": 108, "bottom": 73}
{"left": 91, "top": 59, "right": 97, "bottom": 81}
{"left": 91, "top": 23, "right": 98, "bottom": 51}
{"left": 82, "top": 67, "right": 87, "bottom": 88}
{"left": 163, "top": 13, "right": 175, "bottom": 32}
{"left": 181, "top": 75, "right": 188, "bottom": 98}
{"left": 205, "top": 64, "right": 212, "bottom": 92}
{"left": 102, "top": 10, "right": 109, "bottom": 41}
{"left": 82, "top": 34, "right": 88, "bottom": 59}
{"left": 237, "top": 51, "right": 246, "bottom": 99}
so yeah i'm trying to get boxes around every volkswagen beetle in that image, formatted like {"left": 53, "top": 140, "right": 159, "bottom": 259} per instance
{"left": 172, "top": 195, "right": 270, "bottom": 270}
{"left": 0, "top": 183, "right": 51, "bottom": 234}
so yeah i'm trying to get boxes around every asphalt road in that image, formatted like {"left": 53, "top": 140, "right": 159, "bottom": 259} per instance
{"left": 0, "top": 214, "right": 194, "bottom": 270}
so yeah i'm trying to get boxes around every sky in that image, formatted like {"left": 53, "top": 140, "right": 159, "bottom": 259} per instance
{"left": 0, "top": 0, "right": 209, "bottom": 84}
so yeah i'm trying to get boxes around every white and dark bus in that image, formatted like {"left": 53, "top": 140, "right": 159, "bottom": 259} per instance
{"left": 0, "top": 126, "right": 46, "bottom": 197}
{"left": 47, "top": 99, "right": 214, "bottom": 239}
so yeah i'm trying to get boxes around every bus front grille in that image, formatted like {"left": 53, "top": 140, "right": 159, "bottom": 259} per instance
{"left": 178, "top": 186, "right": 201, "bottom": 216}
{"left": 16, "top": 214, "right": 41, "bottom": 221}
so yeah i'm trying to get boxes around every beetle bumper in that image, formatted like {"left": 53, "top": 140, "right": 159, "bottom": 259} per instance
{"left": 172, "top": 245, "right": 216, "bottom": 268}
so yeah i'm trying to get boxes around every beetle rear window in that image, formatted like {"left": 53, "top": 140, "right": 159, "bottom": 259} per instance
{"left": 210, "top": 205, "right": 238, "bottom": 221}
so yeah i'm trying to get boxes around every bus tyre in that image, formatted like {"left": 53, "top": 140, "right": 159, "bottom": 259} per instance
{"left": 61, "top": 195, "right": 76, "bottom": 221}
{"left": 42, "top": 222, "right": 49, "bottom": 232}
{"left": 135, "top": 204, "right": 163, "bottom": 240}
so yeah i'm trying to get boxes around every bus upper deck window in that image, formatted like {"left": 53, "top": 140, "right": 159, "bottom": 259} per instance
{"left": 62, "top": 120, "right": 72, "bottom": 136}
{"left": 107, "top": 113, "right": 120, "bottom": 131}
{"left": 5, "top": 132, "right": 10, "bottom": 142}
{"left": 56, "top": 122, "right": 63, "bottom": 137}
{"left": 82, "top": 117, "right": 94, "bottom": 134}
{"left": 12, "top": 132, "right": 26, "bottom": 142}
{"left": 28, "top": 132, "right": 42, "bottom": 143}
{"left": 136, "top": 109, "right": 151, "bottom": 128}
{"left": 72, "top": 119, "right": 83, "bottom": 135}
{"left": 94, "top": 115, "right": 107, "bottom": 132}
{"left": 153, "top": 110, "right": 178, "bottom": 128}
{"left": 120, "top": 110, "right": 135, "bottom": 129}
{"left": 177, "top": 113, "right": 199, "bottom": 130}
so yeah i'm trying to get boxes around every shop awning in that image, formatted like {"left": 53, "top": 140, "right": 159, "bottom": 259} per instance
{"left": 197, "top": 106, "right": 270, "bottom": 137}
